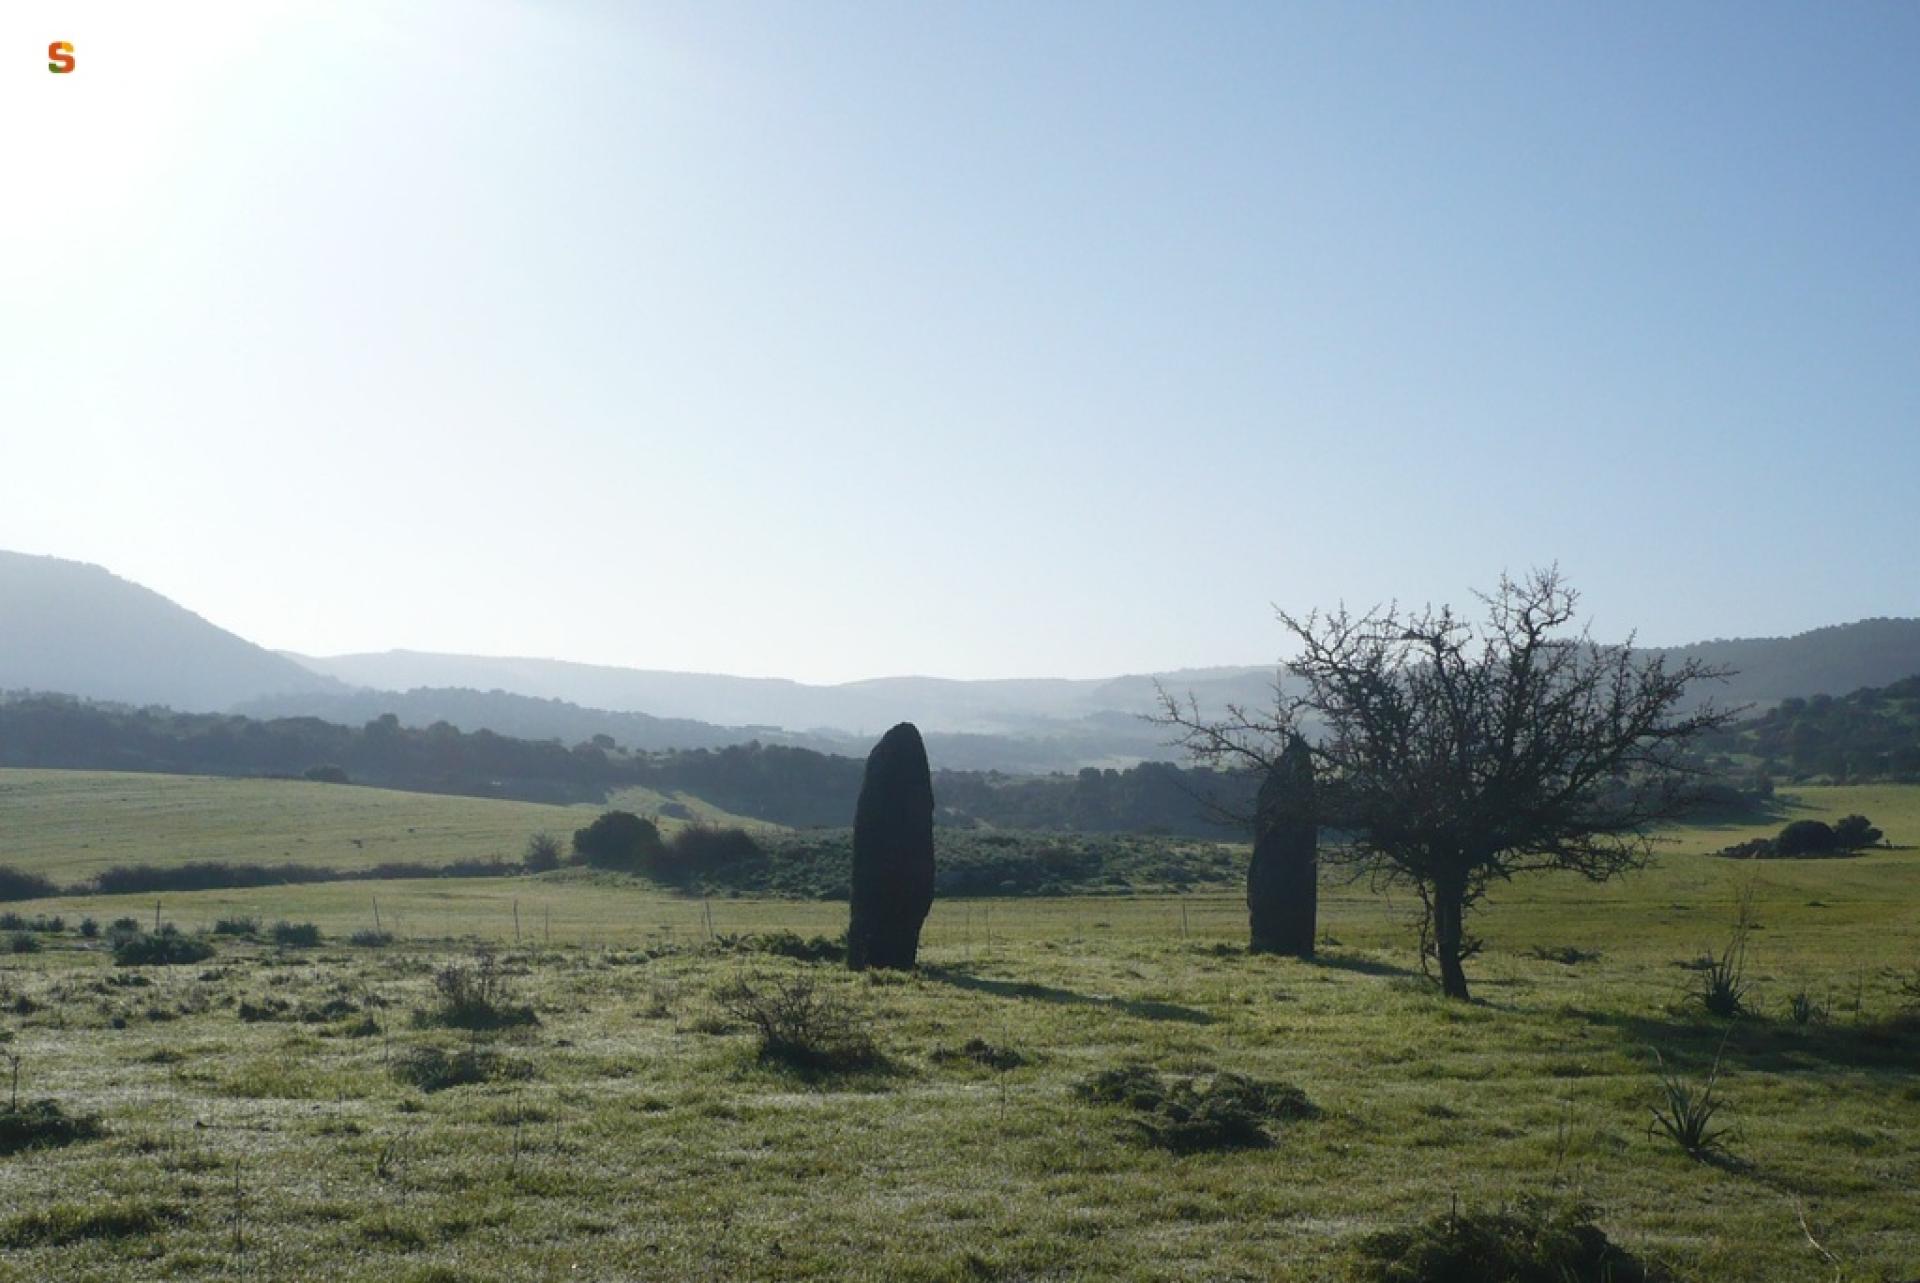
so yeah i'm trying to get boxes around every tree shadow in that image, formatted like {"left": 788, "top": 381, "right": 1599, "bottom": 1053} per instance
{"left": 920, "top": 967, "right": 1214, "bottom": 1025}
{"left": 1302, "top": 951, "right": 1424, "bottom": 981}
{"left": 1572, "top": 1006, "right": 1920, "bottom": 1076}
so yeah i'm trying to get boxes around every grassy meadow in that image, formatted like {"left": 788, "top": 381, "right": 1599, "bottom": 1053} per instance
{"left": 0, "top": 771, "right": 1915, "bottom": 1280}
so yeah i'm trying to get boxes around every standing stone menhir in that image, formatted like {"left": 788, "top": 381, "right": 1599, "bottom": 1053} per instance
{"left": 1249, "top": 734, "right": 1317, "bottom": 957}
{"left": 847, "top": 721, "right": 936, "bottom": 970}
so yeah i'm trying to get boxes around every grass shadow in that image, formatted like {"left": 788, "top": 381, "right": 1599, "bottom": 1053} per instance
{"left": 921, "top": 967, "right": 1214, "bottom": 1024}
{"left": 1573, "top": 1007, "right": 1920, "bottom": 1076}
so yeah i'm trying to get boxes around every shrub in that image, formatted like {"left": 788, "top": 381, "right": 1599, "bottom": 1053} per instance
{"left": 7, "top": 933, "right": 39, "bottom": 954}
{"left": 523, "top": 832, "right": 564, "bottom": 873}
{"left": 112, "top": 930, "right": 215, "bottom": 967}
{"left": 1648, "top": 1049, "right": 1735, "bottom": 1161}
{"left": 303, "top": 764, "right": 350, "bottom": 784}
{"left": 413, "top": 949, "right": 536, "bottom": 1031}
{"left": 716, "top": 931, "right": 846, "bottom": 964}
{"left": 78, "top": 918, "right": 99, "bottom": 939}
{"left": 657, "top": 825, "right": 768, "bottom": 885}
{"left": 1775, "top": 819, "right": 1839, "bottom": 857}
{"left": 212, "top": 916, "right": 259, "bottom": 937}
{"left": 571, "top": 810, "right": 663, "bottom": 871}
{"left": 711, "top": 971, "right": 884, "bottom": 1073}
{"left": 269, "top": 921, "right": 323, "bottom": 948}
{"left": 1833, "top": 814, "right": 1884, "bottom": 850}
{"left": 1076, "top": 1064, "right": 1315, "bottom": 1151}
{"left": 349, "top": 929, "right": 396, "bottom": 948}
{"left": 391, "top": 1046, "right": 528, "bottom": 1093}
{"left": 0, "top": 867, "right": 58, "bottom": 902}
{"left": 0, "top": 1098, "right": 105, "bottom": 1155}
{"left": 1352, "top": 1195, "right": 1662, "bottom": 1282}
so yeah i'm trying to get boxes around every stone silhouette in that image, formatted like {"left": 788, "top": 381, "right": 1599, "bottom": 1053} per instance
{"left": 848, "top": 722, "right": 936, "bottom": 970}
{"left": 1249, "top": 735, "right": 1316, "bottom": 956}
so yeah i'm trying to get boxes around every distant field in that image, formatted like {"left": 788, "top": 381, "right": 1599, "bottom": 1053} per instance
{"left": 0, "top": 770, "right": 768, "bottom": 883}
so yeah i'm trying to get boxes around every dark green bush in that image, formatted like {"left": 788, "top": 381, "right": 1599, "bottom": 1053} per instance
{"left": 0, "top": 868, "right": 58, "bottom": 902}
{"left": 349, "top": 928, "right": 395, "bottom": 948}
{"left": 212, "top": 916, "right": 259, "bottom": 937}
{"left": 1352, "top": 1195, "right": 1662, "bottom": 1282}
{"left": 112, "top": 929, "right": 214, "bottom": 967}
{"left": 571, "top": 810, "right": 663, "bottom": 871}
{"left": 269, "top": 921, "right": 323, "bottom": 948}
{"left": 7, "top": 932, "right": 38, "bottom": 954}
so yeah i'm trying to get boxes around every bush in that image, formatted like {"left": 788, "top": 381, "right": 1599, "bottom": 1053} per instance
{"left": 711, "top": 971, "right": 884, "bottom": 1073}
{"left": 571, "top": 811, "right": 663, "bottom": 871}
{"left": 656, "top": 825, "right": 768, "bottom": 885}
{"left": 269, "top": 921, "right": 323, "bottom": 948}
{"left": 1775, "top": 819, "right": 1839, "bottom": 857}
{"left": 391, "top": 1046, "right": 529, "bottom": 1093}
{"left": 303, "top": 764, "right": 350, "bottom": 784}
{"left": 0, "top": 867, "right": 58, "bottom": 902}
{"left": 716, "top": 931, "right": 846, "bottom": 964}
{"left": 1833, "top": 814, "right": 1884, "bottom": 850}
{"left": 112, "top": 929, "right": 215, "bottom": 967}
{"left": 413, "top": 949, "right": 536, "bottom": 1031}
{"left": 349, "top": 929, "right": 395, "bottom": 948}
{"left": 1076, "top": 1064, "right": 1315, "bottom": 1151}
{"left": 0, "top": 1098, "right": 105, "bottom": 1155}
{"left": 212, "top": 916, "right": 259, "bottom": 937}
{"left": 523, "top": 832, "right": 564, "bottom": 873}
{"left": 7, "top": 933, "right": 39, "bottom": 954}
{"left": 78, "top": 918, "right": 99, "bottom": 939}
{"left": 1352, "top": 1195, "right": 1662, "bottom": 1282}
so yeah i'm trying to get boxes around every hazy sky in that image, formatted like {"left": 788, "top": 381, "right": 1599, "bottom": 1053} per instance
{"left": 4, "top": 3, "right": 1916, "bottom": 683}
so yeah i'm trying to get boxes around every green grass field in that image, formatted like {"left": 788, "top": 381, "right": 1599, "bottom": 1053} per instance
{"left": 0, "top": 770, "right": 764, "bottom": 883}
{"left": 0, "top": 771, "right": 1915, "bottom": 1280}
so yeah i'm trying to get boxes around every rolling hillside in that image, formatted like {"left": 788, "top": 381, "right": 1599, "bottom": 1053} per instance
{"left": 0, "top": 551, "right": 342, "bottom": 712}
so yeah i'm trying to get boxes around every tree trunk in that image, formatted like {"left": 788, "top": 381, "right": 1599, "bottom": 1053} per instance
{"left": 1432, "top": 877, "right": 1471, "bottom": 1001}
{"left": 1248, "top": 736, "right": 1317, "bottom": 956}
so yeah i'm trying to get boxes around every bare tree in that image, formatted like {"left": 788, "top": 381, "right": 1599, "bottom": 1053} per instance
{"left": 1156, "top": 568, "right": 1736, "bottom": 1000}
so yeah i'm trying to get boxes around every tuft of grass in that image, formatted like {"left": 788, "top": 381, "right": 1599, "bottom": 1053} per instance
{"left": 930, "top": 1038, "right": 1029, "bottom": 1071}
{"left": 391, "top": 1045, "right": 530, "bottom": 1093}
{"left": 1352, "top": 1195, "right": 1663, "bottom": 1282}
{"left": 413, "top": 948, "right": 537, "bottom": 1031}
{"left": 712, "top": 970, "right": 885, "bottom": 1073}
{"left": 0, "top": 1098, "right": 105, "bottom": 1155}
{"left": 0, "top": 1199, "right": 179, "bottom": 1249}
{"left": 1648, "top": 1048, "right": 1735, "bottom": 1161}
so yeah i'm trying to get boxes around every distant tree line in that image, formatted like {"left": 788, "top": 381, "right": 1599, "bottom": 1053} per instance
{"left": 0, "top": 693, "right": 1255, "bottom": 834}
{"left": 1694, "top": 675, "right": 1920, "bottom": 783}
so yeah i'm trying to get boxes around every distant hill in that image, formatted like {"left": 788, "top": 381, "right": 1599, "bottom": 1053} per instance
{"left": 0, "top": 551, "right": 342, "bottom": 712}
{"left": 1651, "top": 619, "right": 1920, "bottom": 709}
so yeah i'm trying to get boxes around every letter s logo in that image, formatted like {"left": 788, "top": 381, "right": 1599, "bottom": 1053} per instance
{"left": 49, "top": 42, "right": 75, "bottom": 74}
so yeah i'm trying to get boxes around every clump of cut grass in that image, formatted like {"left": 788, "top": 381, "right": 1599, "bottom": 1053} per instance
{"left": 930, "top": 1038, "right": 1029, "bottom": 1071}
{"left": 1526, "top": 944, "right": 1601, "bottom": 965}
{"left": 112, "top": 928, "right": 215, "bottom": 967}
{"left": 1076, "top": 1063, "right": 1315, "bottom": 1151}
{"left": 1648, "top": 1048, "right": 1735, "bottom": 1161}
{"left": 711, "top": 970, "right": 885, "bottom": 1073}
{"left": 1352, "top": 1195, "right": 1663, "bottom": 1282}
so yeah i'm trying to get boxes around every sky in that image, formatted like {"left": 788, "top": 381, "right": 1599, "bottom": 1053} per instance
{"left": 2, "top": 2, "right": 1917, "bottom": 684}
